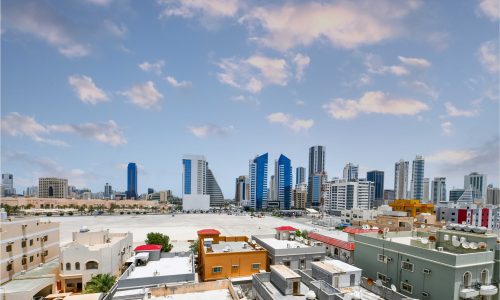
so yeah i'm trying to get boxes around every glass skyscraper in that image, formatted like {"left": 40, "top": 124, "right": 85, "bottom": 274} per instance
{"left": 206, "top": 168, "right": 224, "bottom": 207}
{"left": 410, "top": 155, "right": 425, "bottom": 201}
{"left": 394, "top": 159, "right": 409, "bottom": 200}
{"left": 276, "top": 154, "right": 292, "bottom": 210}
{"left": 367, "top": 170, "right": 384, "bottom": 205}
{"left": 295, "top": 167, "right": 306, "bottom": 186}
{"left": 343, "top": 163, "right": 359, "bottom": 181}
{"left": 249, "top": 153, "right": 268, "bottom": 210}
{"left": 308, "top": 146, "right": 325, "bottom": 176}
{"left": 127, "top": 162, "right": 137, "bottom": 199}
{"left": 307, "top": 145, "right": 325, "bottom": 208}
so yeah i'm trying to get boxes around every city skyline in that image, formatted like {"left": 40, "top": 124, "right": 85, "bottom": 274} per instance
{"left": 1, "top": 0, "right": 499, "bottom": 197}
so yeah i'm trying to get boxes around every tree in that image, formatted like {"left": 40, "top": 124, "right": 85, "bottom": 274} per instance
{"left": 84, "top": 274, "right": 116, "bottom": 294}
{"left": 295, "top": 230, "right": 302, "bottom": 238}
{"left": 145, "top": 232, "right": 173, "bottom": 252}
{"left": 301, "top": 230, "right": 310, "bottom": 239}
{"left": 189, "top": 240, "right": 198, "bottom": 254}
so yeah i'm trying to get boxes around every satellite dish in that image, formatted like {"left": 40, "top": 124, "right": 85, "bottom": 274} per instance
{"left": 391, "top": 284, "right": 397, "bottom": 292}
{"left": 462, "top": 242, "right": 470, "bottom": 249}
{"left": 384, "top": 227, "right": 390, "bottom": 233}
{"left": 469, "top": 242, "right": 478, "bottom": 250}
{"left": 452, "top": 239, "right": 461, "bottom": 247}
{"left": 375, "top": 279, "right": 383, "bottom": 286}
{"left": 421, "top": 238, "right": 429, "bottom": 244}
{"left": 421, "top": 224, "right": 425, "bottom": 228}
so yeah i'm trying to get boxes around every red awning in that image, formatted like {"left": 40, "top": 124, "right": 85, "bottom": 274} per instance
{"left": 308, "top": 232, "right": 355, "bottom": 251}
{"left": 275, "top": 226, "right": 298, "bottom": 231}
{"left": 134, "top": 244, "right": 162, "bottom": 251}
{"left": 197, "top": 229, "right": 221, "bottom": 235}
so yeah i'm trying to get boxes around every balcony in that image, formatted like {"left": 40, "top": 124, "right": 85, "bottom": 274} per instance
{"left": 479, "top": 284, "right": 498, "bottom": 296}
{"left": 459, "top": 282, "right": 498, "bottom": 299}
{"left": 459, "top": 287, "right": 479, "bottom": 299}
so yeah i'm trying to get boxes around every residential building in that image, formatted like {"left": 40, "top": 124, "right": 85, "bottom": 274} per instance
{"left": 435, "top": 204, "right": 500, "bottom": 230}
{"left": 126, "top": 162, "right": 137, "bottom": 199}
{"left": 307, "top": 172, "right": 326, "bottom": 209}
{"left": 449, "top": 188, "right": 473, "bottom": 204}
{"left": 197, "top": 228, "right": 267, "bottom": 281}
{"left": 432, "top": 177, "right": 447, "bottom": 204}
{"left": 410, "top": 155, "right": 425, "bottom": 201}
{"left": 182, "top": 155, "right": 210, "bottom": 210}
{"left": 38, "top": 177, "right": 68, "bottom": 199}
{"left": 206, "top": 167, "right": 224, "bottom": 207}
{"left": 293, "top": 183, "right": 307, "bottom": 209}
{"left": 487, "top": 187, "right": 499, "bottom": 205}
{"left": 145, "top": 279, "right": 239, "bottom": 300}
{"left": 276, "top": 154, "right": 293, "bottom": 210}
{"left": 59, "top": 229, "right": 133, "bottom": 293}
{"left": 103, "top": 183, "right": 112, "bottom": 198}
{"left": 2, "top": 173, "right": 15, "bottom": 196}
{"left": 308, "top": 145, "right": 325, "bottom": 176}
{"left": 465, "top": 172, "right": 488, "bottom": 202}
{"left": 323, "top": 179, "right": 374, "bottom": 213}
{"left": 352, "top": 211, "right": 414, "bottom": 232}
{"left": 389, "top": 199, "right": 435, "bottom": 217}
{"left": 354, "top": 226, "right": 499, "bottom": 299}
{"left": 235, "top": 175, "right": 249, "bottom": 207}
{"left": 249, "top": 153, "right": 268, "bottom": 210}
{"left": 342, "top": 163, "right": 359, "bottom": 181}
{"left": 383, "top": 189, "right": 395, "bottom": 202}
{"left": 340, "top": 208, "right": 381, "bottom": 225}
{"left": 394, "top": 159, "right": 409, "bottom": 200}
{"left": 295, "top": 166, "right": 306, "bottom": 186}
{"left": 252, "top": 226, "right": 325, "bottom": 270}
{"left": 366, "top": 170, "right": 384, "bottom": 207}
{"left": 0, "top": 216, "right": 60, "bottom": 299}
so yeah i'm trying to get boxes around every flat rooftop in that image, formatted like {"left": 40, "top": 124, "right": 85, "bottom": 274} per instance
{"left": 315, "top": 230, "right": 349, "bottom": 242}
{"left": 313, "top": 259, "right": 361, "bottom": 274}
{"left": 262, "top": 280, "right": 310, "bottom": 299}
{"left": 258, "top": 238, "right": 310, "bottom": 249}
{"left": 271, "top": 265, "right": 301, "bottom": 279}
{"left": 209, "top": 241, "right": 256, "bottom": 253}
{"left": 127, "top": 256, "right": 192, "bottom": 279}
{"left": 150, "top": 289, "right": 232, "bottom": 300}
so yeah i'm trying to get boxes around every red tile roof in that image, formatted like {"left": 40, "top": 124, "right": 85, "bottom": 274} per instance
{"left": 342, "top": 227, "right": 379, "bottom": 234}
{"left": 134, "top": 244, "right": 162, "bottom": 251}
{"left": 197, "top": 229, "right": 221, "bottom": 235}
{"left": 308, "top": 232, "right": 355, "bottom": 251}
{"left": 275, "top": 226, "right": 298, "bottom": 231}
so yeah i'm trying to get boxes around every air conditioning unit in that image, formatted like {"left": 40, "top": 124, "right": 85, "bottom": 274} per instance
{"left": 422, "top": 291, "right": 430, "bottom": 297}
{"left": 387, "top": 257, "right": 393, "bottom": 262}
{"left": 423, "top": 268, "right": 431, "bottom": 275}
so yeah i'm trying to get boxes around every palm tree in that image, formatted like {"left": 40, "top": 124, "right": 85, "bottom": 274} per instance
{"left": 84, "top": 274, "right": 116, "bottom": 293}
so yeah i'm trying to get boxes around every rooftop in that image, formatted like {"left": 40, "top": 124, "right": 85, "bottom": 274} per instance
{"left": 150, "top": 289, "right": 232, "bottom": 300}
{"left": 0, "top": 259, "right": 59, "bottom": 294}
{"left": 127, "top": 256, "right": 192, "bottom": 279}
{"left": 134, "top": 244, "right": 162, "bottom": 252}
{"left": 313, "top": 259, "right": 361, "bottom": 274}
{"left": 257, "top": 237, "right": 310, "bottom": 249}
{"left": 308, "top": 232, "right": 353, "bottom": 251}
{"left": 271, "top": 265, "right": 301, "bottom": 279}
{"left": 209, "top": 241, "right": 258, "bottom": 253}
{"left": 275, "top": 226, "right": 298, "bottom": 231}
{"left": 197, "top": 228, "right": 221, "bottom": 235}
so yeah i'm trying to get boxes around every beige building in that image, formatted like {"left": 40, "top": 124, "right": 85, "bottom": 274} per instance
{"left": 0, "top": 216, "right": 60, "bottom": 299}
{"left": 293, "top": 183, "right": 307, "bottom": 209}
{"left": 0, "top": 197, "right": 169, "bottom": 210}
{"left": 39, "top": 177, "right": 68, "bottom": 198}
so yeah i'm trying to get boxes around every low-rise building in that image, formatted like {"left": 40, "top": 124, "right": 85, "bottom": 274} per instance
{"left": 352, "top": 211, "right": 414, "bottom": 232}
{"left": 436, "top": 203, "right": 500, "bottom": 230}
{"left": 389, "top": 199, "right": 435, "bottom": 217}
{"left": 197, "top": 228, "right": 268, "bottom": 282}
{"left": 340, "top": 208, "right": 380, "bottom": 225}
{"left": 59, "top": 229, "right": 133, "bottom": 293}
{"left": 252, "top": 226, "right": 325, "bottom": 270}
{"left": 140, "top": 279, "right": 239, "bottom": 300}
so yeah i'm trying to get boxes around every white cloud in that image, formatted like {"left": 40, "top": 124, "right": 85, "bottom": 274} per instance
{"left": 165, "top": 76, "right": 192, "bottom": 88}
{"left": 267, "top": 112, "right": 314, "bottom": 132}
{"left": 477, "top": 0, "right": 499, "bottom": 21}
{"left": 292, "top": 53, "right": 311, "bottom": 81}
{"left": 139, "top": 60, "right": 165, "bottom": 75}
{"left": 1, "top": 112, "right": 67, "bottom": 146}
{"left": 477, "top": 40, "right": 499, "bottom": 74}
{"left": 427, "top": 149, "right": 477, "bottom": 163}
{"left": 104, "top": 20, "right": 127, "bottom": 37}
{"left": 48, "top": 120, "right": 126, "bottom": 147}
{"left": 323, "top": 91, "right": 429, "bottom": 120}
{"left": 159, "top": 0, "right": 240, "bottom": 18}
{"left": 406, "top": 81, "right": 438, "bottom": 99}
{"left": 231, "top": 95, "right": 260, "bottom": 106}
{"left": 68, "top": 75, "right": 109, "bottom": 104}
{"left": 364, "top": 54, "right": 409, "bottom": 76}
{"left": 444, "top": 102, "right": 479, "bottom": 117}
{"left": 187, "top": 124, "right": 234, "bottom": 138}
{"left": 241, "top": 1, "right": 420, "bottom": 51}
{"left": 217, "top": 55, "right": 289, "bottom": 93}
{"left": 3, "top": 1, "right": 90, "bottom": 58}
{"left": 122, "top": 81, "right": 164, "bottom": 110}
{"left": 441, "top": 121, "right": 453, "bottom": 135}
{"left": 397, "top": 56, "right": 432, "bottom": 68}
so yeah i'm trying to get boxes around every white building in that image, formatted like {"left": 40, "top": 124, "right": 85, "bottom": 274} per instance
{"left": 59, "top": 229, "right": 133, "bottom": 293}
{"left": 340, "top": 208, "right": 381, "bottom": 224}
{"left": 342, "top": 163, "right": 359, "bottom": 181}
{"left": 181, "top": 155, "right": 210, "bottom": 210}
{"left": 423, "top": 178, "right": 430, "bottom": 202}
{"left": 323, "top": 179, "right": 374, "bottom": 212}
{"left": 394, "top": 159, "right": 409, "bottom": 200}
{"left": 432, "top": 177, "right": 447, "bottom": 204}
{"left": 464, "top": 172, "right": 487, "bottom": 203}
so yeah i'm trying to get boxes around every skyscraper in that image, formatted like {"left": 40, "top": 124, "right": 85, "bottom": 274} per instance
{"left": 394, "top": 159, "right": 409, "bottom": 200}
{"left": 249, "top": 153, "right": 268, "bottom": 210}
{"left": 182, "top": 155, "right": 207, "bottom": 195}
{"left": 487, "top": 187, "right": 499, "bottom": 205}
{"left": 127, "top": 162, "right": 138, "bottom": 199}
{"left": 423, "top": 178, "right": 430, "bottom": 202}
{"left": 235, "top": 176, "right": 249, "bottom": 206}
{"left": 307, "top": 173, "right": 326, "bottom": 209}
{"left": 323, "top": 179, "right": 374, "bottom": 212}
{"left": 307, "top": 145, "right": 325, "bottom": 209}
{"left": 464, "top": 172, "right": 487, "bottom": 202}
{"left": 308, "top": 146, "right": 325, "bottom": 176}
{"left": 268, "top": 175, "right": 277, "bottom": 204}
{"left": 276, "top": 154, "right": 292, "bottom": 210}
{"left": 295, "top": 167, "right": 306, "bottom": 186}
{"left": 104, "top": 183, "right": 112, "bottom": 198}
{"left": 39, "top": 177, "right": 68, "bottom": 198}
{"left": 367, "top": 170, "right": 384, "bottom": 206}
{"left": 1, "top": 173, "right": 15, "bottom": 196}
{"left": 410, "top": 155, "right": 425, "bottom": 201}
{"left": 432, "top": 177, "right": 447, "bottom": 204}
{"left": 206, "top": 168, "right": 224, "bottom": 207}
{"left": 343, "top": 163, "right": 359, "bottom": 181}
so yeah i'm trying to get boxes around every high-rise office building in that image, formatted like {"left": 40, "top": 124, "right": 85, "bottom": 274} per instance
{"left": 432, "top": 177, "right": 447, "bottom": 204}
{"left": 307, "top": 172, "right": 326, "bottom": 209}
{"left": 383, "top": 189, "right": 395, "bottom": 202}
{"left": 206, "top": 168, "right": 224, "bottom": 207}
{"left": 182, "top": 155, "right": 222, "bottom": 208}
{"left": 104, "top": 183, "right": 113, "bottom": 198}
{"left": 487, "top": 187, "right": 499, "bottom": 205}
{"left": 449, "top": 188, "right": 473, "bottom": 203}
{"left": 423, "top": 178, "right": 430, "bottom": 202}
{"left": 367, "top": 170, "right": 384, "bottom": 207}
{"left": 394, "top": 159, "right": 409, "bottom": 200}
{"left": 127, "top": 162, "right": 138, "bottom": 199}
{"left": 308, "top": 146, "right": 325, "bottom": 176}
{"left": 343, "top": 163, "right": 359, "bottom": 181}
{"left": 307, "top": 145, "right": 325, "bottom": 209}
{"left": 235, "top": 176, "right": 249, "bottom": 206}
{"left": 1, "top": 173, "right": 15, "bottom": 196}
{"left": 147, "top": 188, "right": 155, "bottom": 194}
{"left": 249, "top": 153, "right": 268, "bottom": 210}
{"left": 410, "top": 155, "right": 425, "bottom": 201}
{"left": 295, "top": 167, "right": 306, "bottom": 186}
{"left": 268, "top": 175, "right": 277, "bottom": 204}
{"left": 323, "top": 179, "right": 374, "bottom": 212}
{"left": 464, "top": 172, "right": 487, "bottom": 202}
{"left": 38, "top": 177, "right": 68, "bottom": 198}
{"left": 276, "top": 154, "right": 292, "bottom": 210}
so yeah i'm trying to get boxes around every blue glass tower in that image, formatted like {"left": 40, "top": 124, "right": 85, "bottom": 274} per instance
{"left": 295, "top": 167, "right": 305, "bottom": 186}
{"left": 367, "top": 170, "right": 384, "bottom": 203}
{"left": 277, "top": 154, "right": 292, "bottom": 210}
{"left": 127, "top": 162, "right": 137, "bottom": 199}
{"left": 249, "top": 153, "right": 268, "bottom": 210}
{"left": 182, "top": 159, "right": 192, "bottom": 195}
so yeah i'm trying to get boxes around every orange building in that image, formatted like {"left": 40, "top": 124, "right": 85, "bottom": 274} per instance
{"left": 389, "top": 199, "right": 435, "bottom": 217}
{"left": 197, "top": 229, "right": 267, "bottom": 282}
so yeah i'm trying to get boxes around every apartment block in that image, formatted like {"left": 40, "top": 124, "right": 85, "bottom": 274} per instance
{"left": 389, "top": 199, "right": 435, "bottom": 217}
{"left": 38, "top": 177, "right": 68, "bottom": 198}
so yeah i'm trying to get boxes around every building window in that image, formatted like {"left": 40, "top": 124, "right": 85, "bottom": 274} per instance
{"left": 480, "top": 269, "right": 489, "bottom": 284}
{"left": 22, "top": 257, "right": 27, "bottom": 265}
{"left": 232, "top": 265, "right": 239, "bottom": 270}
{"left": 66, "top": 263, "right": 71, "bottom": 271}
{"left": 252, "top": 263, "right": 261, "bottom": 270}
{"left": 377, "top": 254, "right": 388, "bottom": 263}
{"left": 30, "top": 239, "right": 33, "bottom": 246}
{"left": 400, "top": 282, "right": 413, "bottom": 294}
{"left": 463, "top": 271, "right": 472, "bottom": 288}
{"left": 283, "top": 261, "right": 291, "bottom": 267}
{"left": 42, "top": 250, "right": 48, "bottom": 257}
{"left": 22, "top": 240, "right": 27, "bottom": 248}
{"left": 401, "top": 261, "right": 414, "bottom": 272}
{"left": 334, "top": 248, "right": 339, "bottom": 256}
{"left": 86, "top": 261, "right": 99, "bottom": 270}
{"left": 43, "top": 235, "right": 48, "bottom": 242}
{"left": 377, "top": 272, "right": 388, "bottom": 283}
{"left": 6, "top": 244, "right": 12, "bottom": 252}
{"left": 30, "top": 256, "right": 34, "bottom": 263}
{"left": 6, "top": 263, "right": 12, "bottom": 271}
{"left": 212, "top": 266, "right": 222, "bottom": 274}
{"left": 75, "top": 262, "right": 80, "bottom": 270}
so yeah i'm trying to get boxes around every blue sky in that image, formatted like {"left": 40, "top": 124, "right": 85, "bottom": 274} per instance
{"left": 1, "top": 0, "right": 499, "bottom": 197}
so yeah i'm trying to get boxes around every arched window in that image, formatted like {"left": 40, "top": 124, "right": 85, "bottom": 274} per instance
{"left": 66, "top": 263, "right": 71, "bottom": 271}
{"left": 86, "top": 261, "right": 99, "bottom": 270}
{"left": 75, "top": 262, "right": 80, "bottom": 270}
{"left": 463, "top": 271, "right": 472, "bottom": 287}
{"left": 480, "top": 269, "right": 489, "bottom": 284}
{"left": 334, "top": 248, "right": 339, "bottom": 256}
